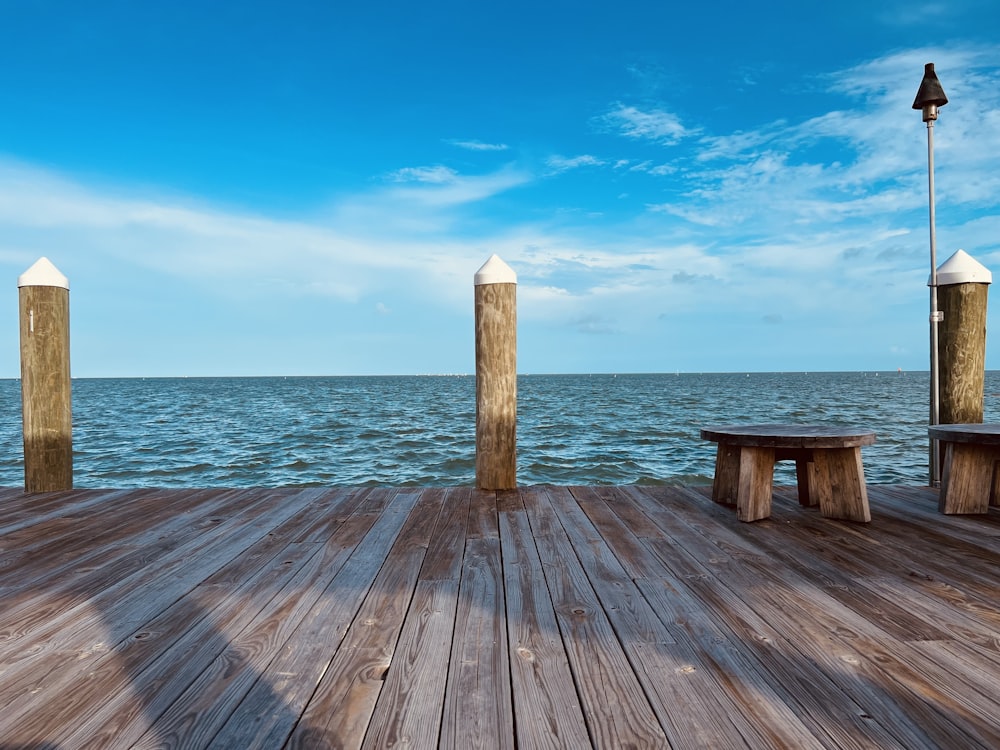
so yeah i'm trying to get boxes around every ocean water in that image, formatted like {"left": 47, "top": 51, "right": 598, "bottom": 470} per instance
{"left": 2, "top": 372, "right": 997, "bottom": 488}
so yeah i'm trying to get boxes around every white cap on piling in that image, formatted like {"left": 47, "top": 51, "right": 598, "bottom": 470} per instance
{"left": 474, "top": 254, "right": 517, "bottom": 286}
{"left": 17, "top": 257, "right": 70, "bottom": 290}
{"left": 933, "top": 249, "right": 992, "bottom": 286}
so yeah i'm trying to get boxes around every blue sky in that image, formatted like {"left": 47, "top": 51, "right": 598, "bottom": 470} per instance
{"left": 2, "top": 1, "right": 999, "bottom": 377}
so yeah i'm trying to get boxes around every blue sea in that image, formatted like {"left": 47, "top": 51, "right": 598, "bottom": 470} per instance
{"left": 2, "top": 372, "right": 997, "bottom": 488}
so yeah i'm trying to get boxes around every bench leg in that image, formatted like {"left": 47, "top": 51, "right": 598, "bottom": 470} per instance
{"left": 775, "top": 448, "right": 815, "bottom": 506}
{"left": 711, "top": 443, "right": 740, "bottom": 507}
{"left": 737, "top": 446, "right": 775, "bottom": 522}
{"left": 794, "top": 458, "right": 815, "bottom": 506}
{"left": 939, "top": 442, "right": 995, "bottom": 514}
{"left": 803, "top": 460, "right": 821, "bottom": 507}
{"left": 811, "top": 447, "right": 871, "bottom": 522}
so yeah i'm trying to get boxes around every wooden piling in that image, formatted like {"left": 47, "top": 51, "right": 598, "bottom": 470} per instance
{"left": 18, "top": 258, "right": 73, "bottom": 492}
{"left": 474, "top": 255, "right": 517, "bottom": 490}
{"left": 936, "top": 250, "right": 991, "bottom": 425}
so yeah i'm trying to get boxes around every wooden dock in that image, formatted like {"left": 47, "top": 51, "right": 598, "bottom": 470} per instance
{"left": 1, "top": 483, "right": 999, "bottom": 749}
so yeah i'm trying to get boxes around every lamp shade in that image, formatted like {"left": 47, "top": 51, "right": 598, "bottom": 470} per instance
{"left": 912, "top": 62, "right": 948, "bottom": 110}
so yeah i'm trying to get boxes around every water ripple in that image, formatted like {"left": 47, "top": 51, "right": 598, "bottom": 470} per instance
{"left": 0, "top": 372, "right": 988, "bottom": 488}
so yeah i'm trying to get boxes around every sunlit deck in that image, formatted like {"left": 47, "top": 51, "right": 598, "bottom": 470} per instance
{"left": 1, "top": 482, "right": 999, "bottom": 748}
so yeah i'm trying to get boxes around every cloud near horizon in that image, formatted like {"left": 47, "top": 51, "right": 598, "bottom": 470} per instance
{"left": 1, "top": 44, "right": 998, "bottom": 375}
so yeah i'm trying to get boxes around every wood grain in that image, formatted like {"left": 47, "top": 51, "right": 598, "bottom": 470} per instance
{"left": 18, "top": 283, "right": 72, "bottom": 491}
{"left": 938, "top": 281, "right": 988, "bottom": 425}
{"left": 475, "top": 281, "right": 517, "bottom": 489}
{"left": 704, "top": 425, "right": 875, "bottom": 522}
{"left": 2, "top": 483, "right": 1000, "bottom": 748}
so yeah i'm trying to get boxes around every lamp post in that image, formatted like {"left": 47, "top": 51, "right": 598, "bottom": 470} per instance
{"left": 912, "top": 62, "right": 948, "bottom": 486}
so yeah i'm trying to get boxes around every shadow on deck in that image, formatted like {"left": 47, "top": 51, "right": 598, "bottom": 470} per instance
{"left": 0, "top": 483, "right": 999, "bottom": 748}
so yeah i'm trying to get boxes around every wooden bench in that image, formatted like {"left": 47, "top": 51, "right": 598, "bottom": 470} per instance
{"left": 928, "top": 423, "right": 1000, "bottom": 514}
{"left": 700, "top": 424, "right": 876, "bottom": 523}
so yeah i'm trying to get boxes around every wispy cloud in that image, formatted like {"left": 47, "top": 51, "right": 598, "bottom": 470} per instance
{"left": 447, "top": 139, "right": 509, "bottom": 151}
{"left": 387, "top": 165, "right": 459, "bottom": 184}
{"left": 877, "top": 2, "right": 952, "bottom": 26}
{"left": 335, "top": 165, "right": 534, "bottom": 235}
{"left": 0, "top": 158, "right": 508, "bottom": 310}
{"left": 634, "top": 46, "right": 1000, "bottom": 256}
{"left": 599, "top": 103, "right": 695, "bottom": 144}
{"left": 545, "top": 154, "right": 605, "bottom": 173}
{"left": 2, "top": 45, "right": 998, "bottom": 376}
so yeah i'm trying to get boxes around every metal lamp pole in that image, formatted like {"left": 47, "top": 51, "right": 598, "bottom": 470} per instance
{"left": 912, "top": 62, "right": 948, "bottom": 486}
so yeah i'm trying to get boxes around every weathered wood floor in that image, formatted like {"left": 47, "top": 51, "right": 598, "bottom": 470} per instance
{"left": 1, "top": 483, "right": 999, "bottom": 749}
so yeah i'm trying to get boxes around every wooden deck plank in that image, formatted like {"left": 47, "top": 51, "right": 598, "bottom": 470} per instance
{"left": 6, "top": 523, "right": 326, "bottom": 746}
{"left": 223, "top": 489, "right": 443, "bottom": 749}
{"left": 758, "top": 486, "right": 1000, "bottom": 650}
{"left": 569, "top": 485, "right": 847, "bottom": 749}
{"left": 52, "top": 489, "right": 408, "bottom": 749}
{"left": 586, "top": 485, "right": 855, "bottom": 748}
{"left": 609, "top": 487, "right": 909, "bottom": 749}
{"left": 627, "top": 485, "right": 1000, "bottom": 749}
{"left": 0, "top": 488, "right": 232, "bottom": 622}
{"left": 362, "top": 579, "right": 460, "bottom": 749}
{"left": 418, "top": 487, "right": 472, "bottom": 581}
{"left": 441, "top": 535, "right": 514, "bottom": 750}
{"left": 0, "top": 487, "right": 140, "bottom": 536}
{"left": 1, "top": 483, "right": 1000, "bottom": 748}
{"left": 0, "top": 489, "right": 290, "bottom": 706}
{"left": 522, "top": 486, "right": 669, "bottom": 748}
{"left": 131, "top": 491, "right": 428, "bottom": 748}
{"left": 0, "top": 487, "right": 292, "bottom": 660}
{"left": 700, "top": 493, "right": 959, "bottom": 643}
{"left": 467, "top": 487, "right": 501, "bottom": 539}
{"left": 497, "top": 490, "right": 593, "bottom": 750}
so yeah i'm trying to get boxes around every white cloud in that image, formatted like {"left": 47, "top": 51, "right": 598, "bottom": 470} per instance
{"left": 545, "top": 154, "right": 605, "bottom": 172}
{"left": 600, "top": 103, "right": 694, "bottom": 144}
{"left": 877, "top": 2, "right": 952, "bottom": 26}
{"left": 387, "top": 165, "right": 459, "bottom": 184}
{"left": 2, "top": 45, "right": 998, "bottom": 376}
{"left": 637, "top": 45, "right": 1000, "bottom": 264}
{"left": 448, "top": 139, "right": 509, "bottom": 151}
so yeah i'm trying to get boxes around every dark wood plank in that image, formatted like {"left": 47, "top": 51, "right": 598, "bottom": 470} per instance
{"left": 6, "top": 516, "right": 334, "bottom": 746}
{"left": 0, "top": 488, "right": 303, "bottom": 714}
{"left": 222, "top": 489, "right": 442, "bottom": 749}
{"left": 702, "top": 424, "right": 876, "bottom": 448}
{"left": 522, "top": 486, "right": 669, "bottom": 748}
{"left": 625, "top": 485, "right": 1000, "bottom": 748}
{"left": 441, "top": 534, "right": 514, "bottom": 750}
{"left": 418, "top": 487, "right": 472, "bottom": 581}
{"left": 0, "top": 487, "right": 139, "bottom": 536}
{"left": 600, "top": 488, "right": 910, "bottom": 749}
{"left": 57, "top": 489, "right": 416, "bottom": 749}
{"left": 497, "top": 490, "right": 593, "bottom": 750}
{"left": 2, "top": 483, "right": 1000, "bottom": 749}
{"left": 467, "top": 487, "right": 501, "bottom": 539}
{"left": 568, "top": 486, "right": 828, "bottom": 748}
{"left": 929, "top": 422, "right": 1000, "bottom": 444}
{"left": 362, "top": 579, "right": 460, "bottom": 749}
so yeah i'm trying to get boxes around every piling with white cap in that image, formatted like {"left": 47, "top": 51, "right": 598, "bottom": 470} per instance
{"left": 935, "top": 249, "right": 992, "bottom": 427}
{"left": 474, "top": 254, "right": 517, "bottom": 489}
{"left": 18, "top": 257, "right": 73, "bottom": 492}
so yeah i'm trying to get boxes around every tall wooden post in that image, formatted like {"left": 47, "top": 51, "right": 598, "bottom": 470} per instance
{"left": 475, "top": 254, "right": 517, "bottom": 490}
{"left": 936, "top": 249, "right": 991, "bottom": 425}
{"left": 18, "top": 257, "right": 73, "bottom": 492}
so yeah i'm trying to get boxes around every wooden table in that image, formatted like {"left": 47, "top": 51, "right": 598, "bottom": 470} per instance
{"left": 701, "top": 424, "right": 876, "bottom": 523}
{"left": 928, "top": 423, "right": 1000, "bottom": 514}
